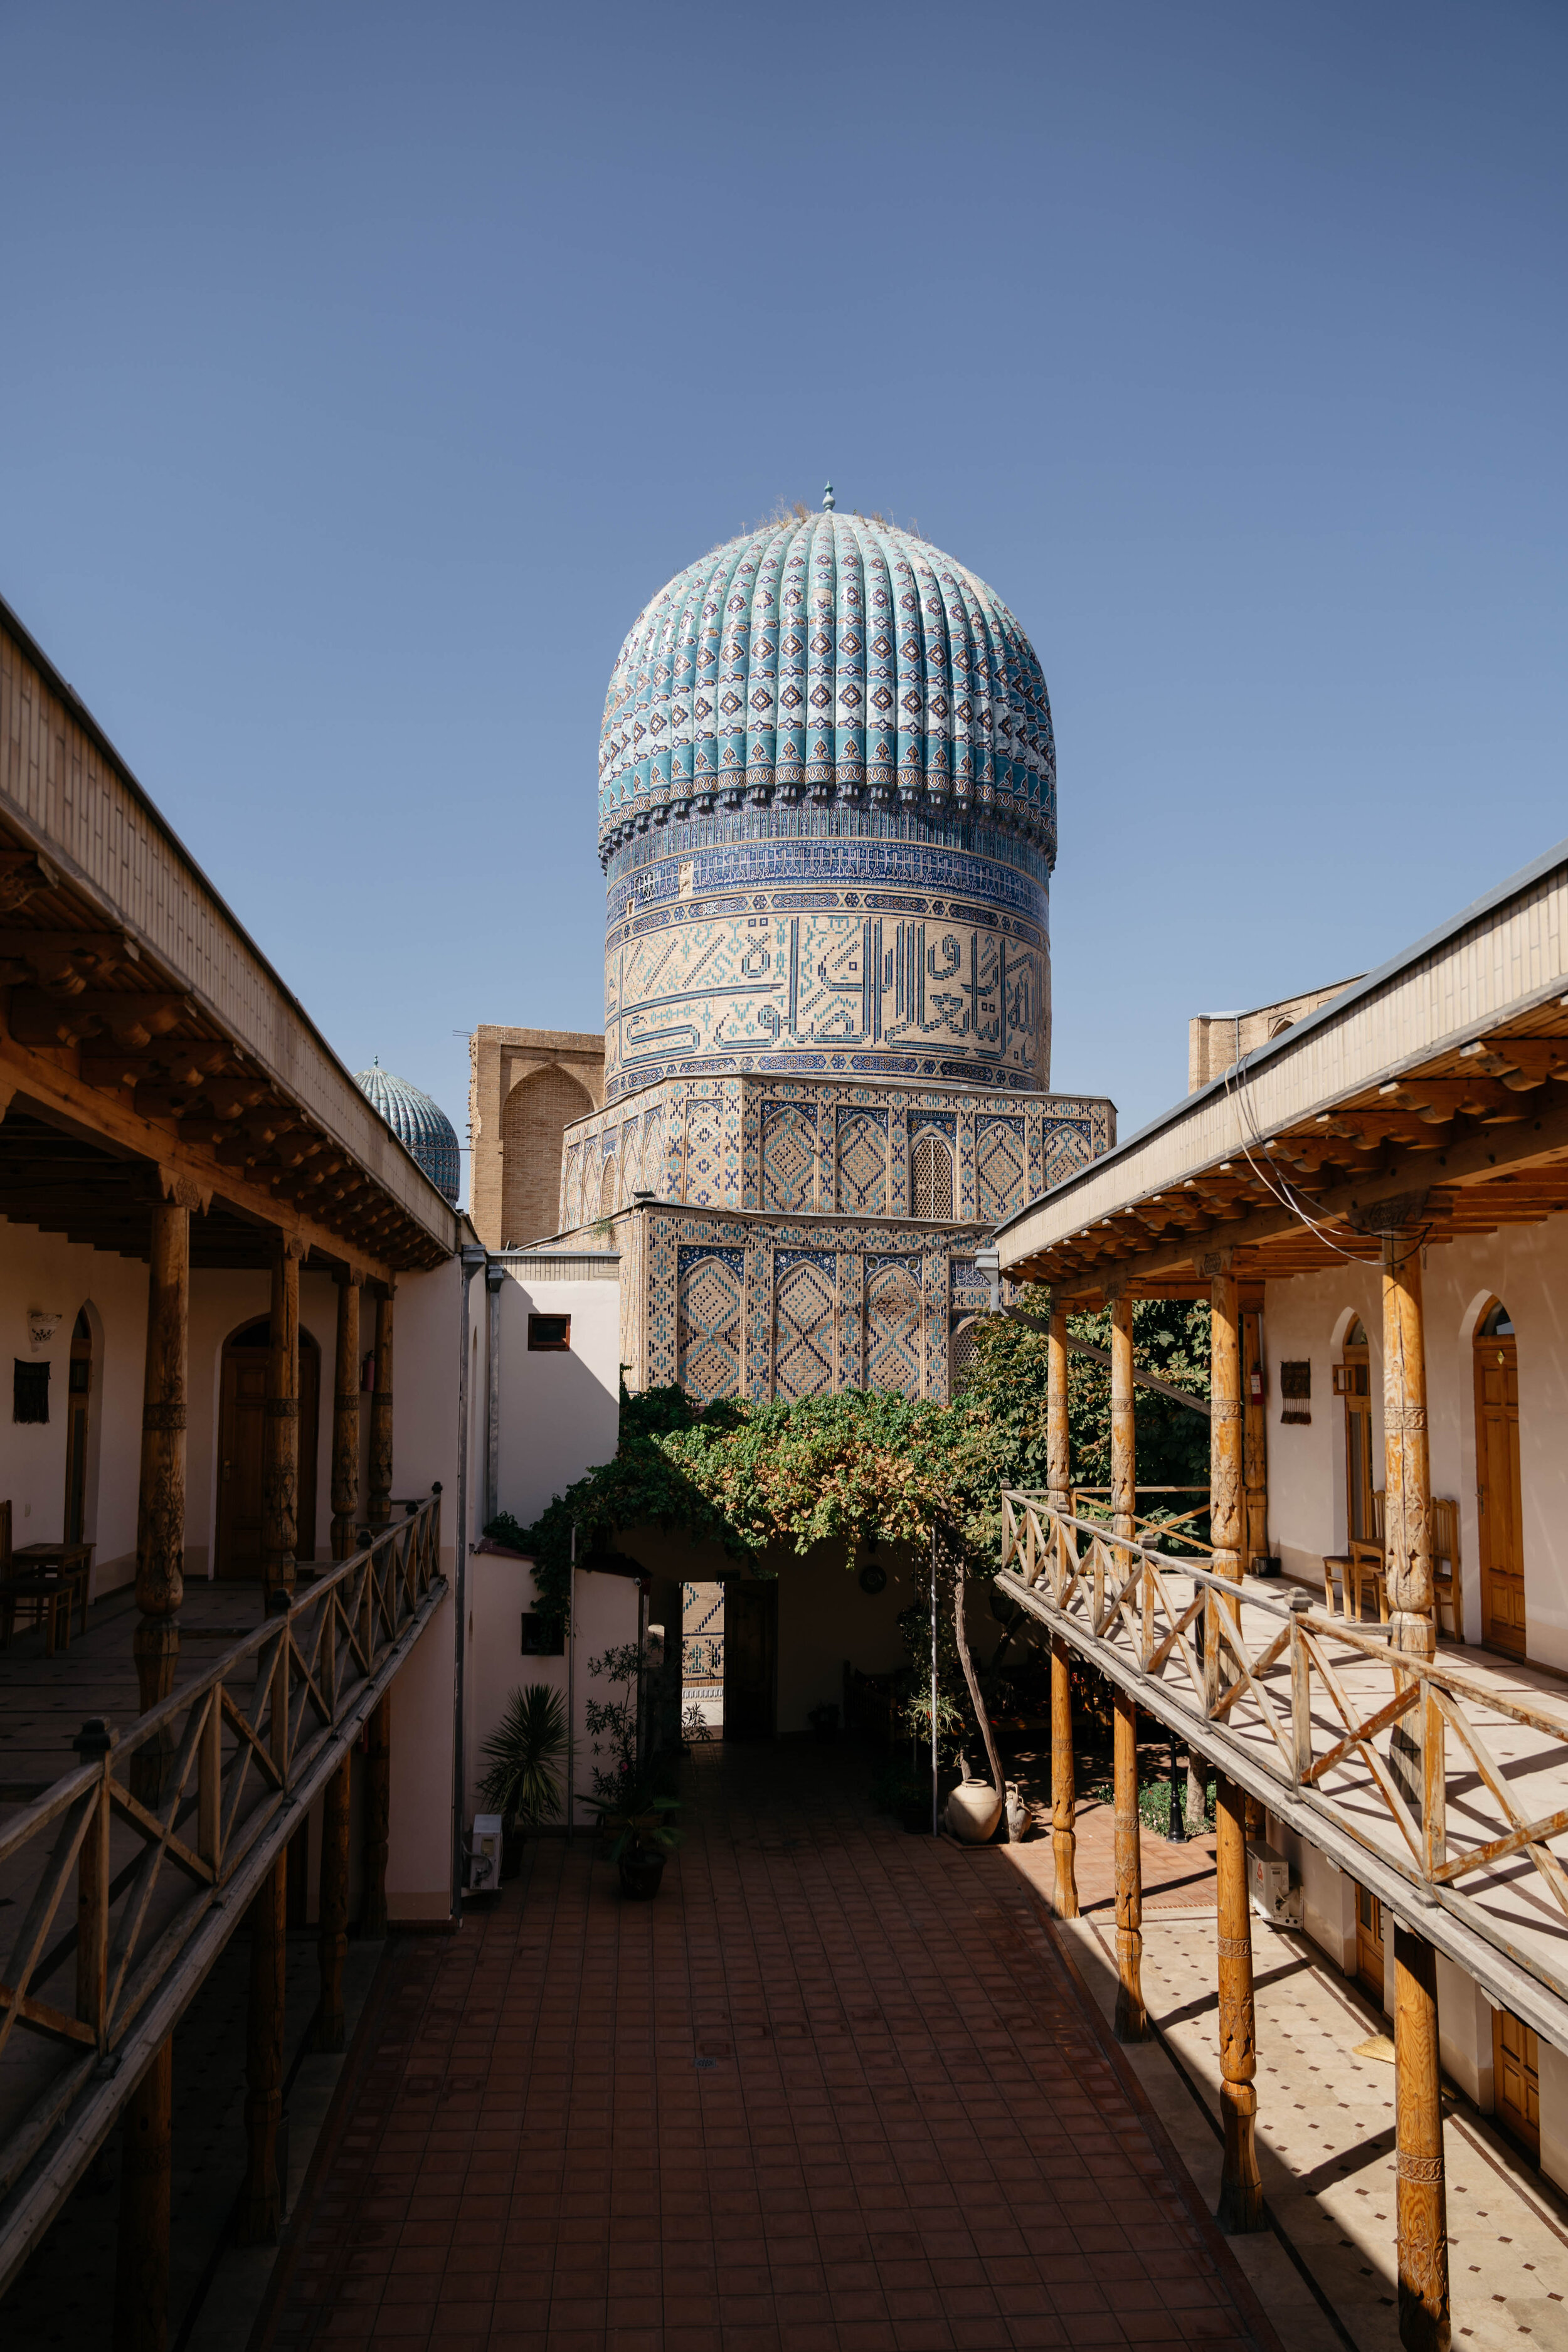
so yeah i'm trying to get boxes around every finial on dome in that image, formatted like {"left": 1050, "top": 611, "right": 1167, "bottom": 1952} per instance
{"left": 822, "top": 481, "right": 835, "bottom": 512}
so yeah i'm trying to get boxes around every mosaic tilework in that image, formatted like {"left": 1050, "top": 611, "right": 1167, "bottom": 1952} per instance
{"left": 559, "top": 1074, "right": 1113, "bottom": 1228}
{"left": 675, "top": 1246, "right": 744, "bottom": 1401}
{"left": 975, "top": 1113, "right": 1028, "bottom": 1224}
{"left": 761, "top": 1099, "right": 817, "bottom": 1211}
{"left": 598, "top": 511, "right": 1057, "bottom": 867}
{"left": 774, "top": 1252, "right": 837, "bottom": 1399}
{"left": 865, "top": 1255, "right": 922, "bottom": 1397}
{"left": 836, "top": 1107, "right": 888, "bottom": 1215}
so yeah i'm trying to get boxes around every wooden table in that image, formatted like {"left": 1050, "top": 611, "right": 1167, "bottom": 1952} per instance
{"left": 9, "top": 1540, "right": 93, "bottom": 1637}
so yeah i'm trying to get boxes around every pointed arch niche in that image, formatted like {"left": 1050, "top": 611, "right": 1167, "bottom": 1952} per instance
{"left": 502, "top": 1065, "right": 595, "bottom": 1246}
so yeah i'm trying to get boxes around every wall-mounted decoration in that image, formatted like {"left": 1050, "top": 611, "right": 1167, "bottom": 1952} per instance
{"left": 13, "top": 1360, "right": 50, "bottom": 1424}
{"left": 26, "top": 1309, "right": 63, "bottom": 1355}
{"left": 858, "top": 1562, "right": 887, "bottom": 1596}
{"left": 1279, "top": 1360, "right": 1311, "bottom": 1425}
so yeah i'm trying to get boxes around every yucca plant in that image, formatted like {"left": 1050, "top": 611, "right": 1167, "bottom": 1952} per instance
{"left": 478, "top": 1683, "right": 569, "bottom": 1840}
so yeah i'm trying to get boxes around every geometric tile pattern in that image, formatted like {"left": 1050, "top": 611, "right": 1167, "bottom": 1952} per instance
{"left": 835, "top": 1108, "right": 888, "bottom": 1215}
{"left": 975, "top": 1113, "right": 1027, "bottom": 1224}
{"left": 761, "top": 1101, "right": 817, "bottom": 1211}
{"left": 865, "top": 1254, "right": 922, "bottom": 1397}
{"left": 774, "top": 1253, "right": 836, "bottom": 1400}
{"left": 675, "top": 1248, "right": 744, "bottom": 1401}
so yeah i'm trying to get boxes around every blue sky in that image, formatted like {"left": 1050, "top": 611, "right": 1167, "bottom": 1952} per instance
{"left": 3, "top": 2, "right": 1564, "bottom": 1186}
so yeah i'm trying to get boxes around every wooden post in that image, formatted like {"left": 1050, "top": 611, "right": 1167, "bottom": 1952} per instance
{"left": 314, "top": 1749, "right": 352, "bottom": 2050}
{"left": 331, "top": 1269, "right": 363, "bottom": 1561}
{"left": 74, "top": 1719, "right": 114, "bottom": 2042}
{"left": 133, "top": 1190, "right": 191, "bottom": 1805}
{"left": 236, "top": 1851, "right": 287, "bottom": 2245}
{"left": 368, "top": 1285, "right": 395, "bottom": 1531}
{"left": 1110, "top": 1288, "right": 1145, "bottom": 1656}
{"left": 1394, "top": 1923, "right": 1451, "bottom": 2351}
{"left": 363, "top": 1691, "right": 391, "bottom": 1937}
{"left": 113, "top": 2038, "right": 172, "bottom": 2352}
{"left": 1051, "top": 1635, "right": 1079, "bottom": 1917}
{"left": 1046, "top": 1298, "right": 1070, "bottom": 1521}
{"left": 1214, "top": 1774, "right": 1265, "bottom": 2230}
{"left": 1210, "top": 1263, "right": 1243, "bottom": 1592}
{"left": 1112, "top": 1687, "right": 1147, "bottom": 2040}
{"left": 1241, "top": 1306, "right": 1269, "bottom": 1574}
{"left": 261, "top": 1236, "right": 305, "bottom": 1597}
{"left": 1382, "top": 1221, "right": 1434, "bottom": 1819}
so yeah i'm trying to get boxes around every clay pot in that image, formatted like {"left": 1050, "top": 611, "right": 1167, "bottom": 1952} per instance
{"left": 945, "top": 1776, "right": 1004, "bottom": 1844}
{"left": 1004, "top": 1786, "right": 1030, "bottom": 1842}
{"left": 618, "top": 1848, "right": 665, "bottom": 1900}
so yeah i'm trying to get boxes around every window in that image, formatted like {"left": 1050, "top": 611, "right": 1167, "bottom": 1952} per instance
{"left": 527, "top": 1313, "right": 571, "bottom": 1352}
{"left": 911, "top": 1133, "right": 954, "bottom": 1220}
{"left": 13, "top": 1360, "right": 49, "bottom": 1424}
{"left": 1480, "top": 1300, "right": 1515, "bottom": 1338}
{"left": 520, "top": 1611, "right": 564, "bottom": 1656}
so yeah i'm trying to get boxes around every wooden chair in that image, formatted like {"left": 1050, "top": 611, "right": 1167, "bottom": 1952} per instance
{"left": 1322, "top": 1554, "right": 1354, "bottom": 1616}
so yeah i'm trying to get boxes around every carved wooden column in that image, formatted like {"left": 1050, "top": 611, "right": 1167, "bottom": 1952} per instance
{"left": 1110, "top": 1290, "right": 1136, "bottom": 1552}
{"left": 1112, "top": 1688, "right": 1147, "bottom": 2040}
{"left": 261, "top": 1236, "right": 305, "bottom": 1597}
{"left": 134, "top": 1187, "right": 192, "bottom": 1804}
{"left": 331, "top": 1269, "right": 363, "bottom": 1559}
{"left": 1046, "top": 1300, "right": 1079, "bottom": 1915}
{"left": 236, "top": 1851, "right": 287, "bottom": 2245}
{"left": 363, "top": 1691, "right": 391, "bottom": 1937}
{"left": 113, "top": 2037, "right": 172, "bottom": 2352}
{"left": 314, "top": 1750, "right": 352, "bottom": 2050}
{"left": 1210, "top": 1261, "right": 1243, "bottom": 1591}
{"left": 1241, "top": 1308, "right": 1269, "bottom": 1574}
{"left": 368, "top": 1284, "right": 395, "bottom": 1531}
{"left": 1214, "top": 1774, "right": 1265, "bottom": 2230}
{"left": 1049, "top": 1641, "right": 1079, "bottom": 1919}
{"left": 1394, "top": 1923, "right": 1451, "bottom": 2351}
{"left": 1381, "top": 1215, "right": 1434, "bottom": 1816}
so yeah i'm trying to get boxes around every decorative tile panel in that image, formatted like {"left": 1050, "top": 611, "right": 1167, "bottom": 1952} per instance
{"left": 676, "top": 1246, "right": 745, "bottom": 1401}
{"left": 761, "top": 1099, "right": 817, "bottom": 1210}
{"left": 774, "top": 1251, "right": 837, "bottom": 1399}
{"left": 836, "top": 1107, "right": 889, "bottom": 1215}
{"left": 976, "top": 1115, "right": 1028, "bottom": 1224}
{"left": 866, "top": 1256, "right": 922, "bottom": 1398}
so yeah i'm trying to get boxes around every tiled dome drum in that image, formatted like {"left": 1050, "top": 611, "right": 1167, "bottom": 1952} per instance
{"left": 600, "top": 506, "right": 1056, "bottom": 1099}
{"left": 354, "top": 1064, "right": 462, "bottom": 1203}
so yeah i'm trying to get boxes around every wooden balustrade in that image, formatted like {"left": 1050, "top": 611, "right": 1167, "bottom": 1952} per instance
{"left": 999, "top": 1490, "right": 1568, "bottom": 2026}
{"left": 0, "top": 1495, "right": 444, "bottom": 2295}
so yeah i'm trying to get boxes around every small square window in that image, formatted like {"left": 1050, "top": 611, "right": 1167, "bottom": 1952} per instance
{"left": 527, "top": 1313, "right": 571, "bottom": 1352}
{"left": 521, "top": 1611, "right": 564, "bottom": 1656}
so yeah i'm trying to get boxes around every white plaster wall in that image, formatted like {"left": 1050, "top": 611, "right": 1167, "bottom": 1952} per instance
{"left": 1266, "top": 1811, "right": 1356, "bottom": 1973}
{"left": 393, "top": 1256, "right": 465, "bottom": 1582}
{"left": 1540, "top": 2036, "right": 1568, "bottom": 2196}
{"left": 492, "top": 1274, "right": 620, "bottom": 1531}
{"left": 775, "top": 1550, "right": 918, "bottom": 1735}
{"left": 462, "top": 1552, "right": 641, "bottom": 1825}
{"left": 1436, "top": 1952, "right": 1495, "bottom": 2111}
{"left": 1262, "top": 1217, "right": 1568, "bottom": 1666}
{"left": 385, "top": 1584, "right": 455, "bottom": 1924}
{"left": 0, "top": 1224, "right": 149, "bottom": 1595}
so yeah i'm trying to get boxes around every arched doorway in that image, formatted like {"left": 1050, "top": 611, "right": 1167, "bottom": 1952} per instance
{"left": 1337, "top": 1318, "right": 1375, "bottom": 1544}
{"left": 62, "top": 1310, "right": 93, "bottom": 1544}
{"left": 216, "top": 1318, "right": 322, "bottom": 1576}
{"left": 1475, "top": 1299, "right": 1524, "bottom": 1656}
{"left": 501, "top": 1065, "right": 594, "bottom": 1246}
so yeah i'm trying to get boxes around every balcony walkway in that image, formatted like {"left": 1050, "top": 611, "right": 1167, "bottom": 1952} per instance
{"left": 256, "top": 1739, "right": 1283, "bottom": 2352}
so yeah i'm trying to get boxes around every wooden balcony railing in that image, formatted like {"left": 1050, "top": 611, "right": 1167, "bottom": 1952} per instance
{"left": 0, "top": 1496, "right": 444, "bottom": 2289}
{"left": 1000, "top": 1490, "right": 1568, "bottom": 2039}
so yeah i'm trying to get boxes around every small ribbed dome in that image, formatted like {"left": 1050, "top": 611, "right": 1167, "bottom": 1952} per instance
{"left": 598, "top": 507, "right": 1056, "bottom": 866}
{"left": 354, "top": 1061, "right": 461, "bottom": 1202}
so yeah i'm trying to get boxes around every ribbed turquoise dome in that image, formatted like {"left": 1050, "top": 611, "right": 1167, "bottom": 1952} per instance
{"left": 354, "top": 1062, "right": 461, "bottom": 1202}
{"left": 598, "top": 505, "right": 1056, "bottom": 867}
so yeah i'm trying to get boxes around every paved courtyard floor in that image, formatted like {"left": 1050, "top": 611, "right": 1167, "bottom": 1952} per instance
{"left": 257, "top": 1740, "right": 1283, "bottom": 2352}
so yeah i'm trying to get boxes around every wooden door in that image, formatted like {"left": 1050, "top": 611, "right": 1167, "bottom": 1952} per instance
{"left": 1493, "top": 2006, "right": 1540, "bottom": 2158}
{"left": 724, "top": 1581, "right": 776, "bottom": 1740}
{"left": 1355, "top": 1881, "right": 1385, "bottom": 2003}
{"left": 62, "top": 1311, "right": 92, "bottom": 1545}
{"left": 216, "top": 1320, "right": 320, "bottom": 1575}
{"left": 1475, "top": 1310, "right": 1525, "bottom": 1656}
{"left": 1342, "top": 1330, "right": 1375, "bottom": 1544}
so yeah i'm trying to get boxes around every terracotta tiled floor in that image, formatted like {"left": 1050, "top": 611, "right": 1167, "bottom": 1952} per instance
{"left": 261, "top": 1741, "right": 1281, "bottom": 2352}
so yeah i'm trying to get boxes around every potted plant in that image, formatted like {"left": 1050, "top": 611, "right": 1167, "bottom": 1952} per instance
{"left": 477, "top": 1683, "right": 569, "bottom": 1877}
{"left": 583, "top": 1769, "right": 682, "bottom": 1899}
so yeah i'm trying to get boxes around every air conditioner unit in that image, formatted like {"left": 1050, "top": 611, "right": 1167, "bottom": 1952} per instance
{"left": 1246, "top": 1838, "right": 1301, "bottom": 1927}
{"left": 469, "top": 1813, "right": 503, "bottom": 1893}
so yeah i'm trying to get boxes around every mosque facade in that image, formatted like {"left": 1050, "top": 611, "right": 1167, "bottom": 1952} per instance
{"left": 534, "top": 494, "right": 1114, "bottom": 1404}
